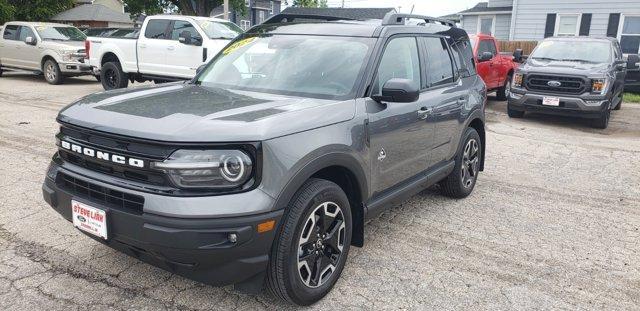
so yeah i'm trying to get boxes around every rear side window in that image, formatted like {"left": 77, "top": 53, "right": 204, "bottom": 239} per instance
{"left": 423, "top": 37, "right": 454, "bottom": 87}
{"left": 478, "top": 40, "right": 497, "bottom": 57}
{"left": 18, "top": 26, "right": 36, "bottom": 41}
{"left": 3, "top": 25, "right": 19, "bottom": 40}
{"left": 372, "top": 37, "right": 421, "bottom": 95}
{"left": 144, "top": 19, "right": 171, "bottom": 39}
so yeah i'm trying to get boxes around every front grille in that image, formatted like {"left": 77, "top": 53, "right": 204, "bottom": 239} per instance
{"left": 57, "top": 173, "right": 144, "bottom": 214}
{"left": 525, "top": 75, "right": 586, "bottom": 94}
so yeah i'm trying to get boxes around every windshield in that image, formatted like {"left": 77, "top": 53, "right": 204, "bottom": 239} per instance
{"left": 197, "top": 20, "right": 242, "bottom": 39}
{"left": 36, "top": 26, "right": 86, "bottom": 41}
{"left": 530, "top": 40, "right": 612, "bottom": 63}
{"left": 197, "top": 35, "right": 374, "bottom": 99}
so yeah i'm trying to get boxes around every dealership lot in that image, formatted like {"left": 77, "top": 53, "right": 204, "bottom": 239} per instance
{"left": 0, "top": 73, "right": 639, "bottom": 310}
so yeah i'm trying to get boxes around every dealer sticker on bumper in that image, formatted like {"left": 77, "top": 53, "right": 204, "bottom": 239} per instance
{"left": 542, "top": 96, "right": 560, "bottom": 106}
{"left": 72, "top": 200, "right": 107, "bottom": 239}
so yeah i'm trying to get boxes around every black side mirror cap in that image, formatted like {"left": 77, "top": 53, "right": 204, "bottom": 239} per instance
{"left": 478, "top": 51, "right": 493, "bottom": 62}
{"left": 513, "top": 49, "right": 523, "bottom": 63}
{"left": 178, "top": 31, "right": 192, "bottom": 45}
{"left": 371, "top": 78, "right": 420, "bottom": 103}
{"left": 627, "top": 54, "right": 640, "bottom": 70}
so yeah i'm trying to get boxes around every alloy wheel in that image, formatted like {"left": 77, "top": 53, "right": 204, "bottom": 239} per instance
{"left": 104, "top": 69, "right": 117, "bottom": 89}
{"left": 297, "top": 202, "right": 345, "bottom": 288}
{"left": 45, "top": 63, "right": 56, "bottom": 82}
{"left": 461, "top": 138, "right": 479, "bottom": 188}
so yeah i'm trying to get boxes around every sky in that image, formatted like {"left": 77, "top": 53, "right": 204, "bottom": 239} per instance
{"left": 287, "top": 0, "right": 481, "bottom": 17}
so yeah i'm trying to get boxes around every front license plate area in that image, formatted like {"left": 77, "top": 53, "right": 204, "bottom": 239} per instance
{"left": 72, "top": 200, "right": 108, "bottom": 239}
{"left": 542, "top": 96, "right": 560, "bottom": 106}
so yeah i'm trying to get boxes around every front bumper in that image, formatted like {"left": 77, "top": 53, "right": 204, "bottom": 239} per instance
{"left": 508, "top": 88, "right": 609, "bottom": 119}
{"left": 59, "top": 62, "right": 93, "bottom": 75}
{"left": 42, "top": 162, "right": 283, "bottom": 287}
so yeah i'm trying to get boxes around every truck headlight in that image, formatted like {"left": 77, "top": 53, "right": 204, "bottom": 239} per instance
{"left": 152, "top": 149, "right": 253, "bottom": 189}
{"left": 59, "top": 50, "right": 84, "bottom": 62}
{"left": 513, "top": 73, "right": 524, "bottom": 87}
{"left": 591, "top": 78, "right": 608, "bottom": 95}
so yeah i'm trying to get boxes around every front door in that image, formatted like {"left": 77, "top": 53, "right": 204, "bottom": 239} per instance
{"left": 137, "top": 19, "right": 171, "bottom": 75}
{"left": 476, "top": 39, "right": 499, "bottom": 88}
{"left": 166, "top": 20, "right": 204, "bottom": 79}
{"left": 367, "top": 36, "right": 434, "bottom": 194}
{"left": 15, "top": 26, "right": 40, "bottom": 70}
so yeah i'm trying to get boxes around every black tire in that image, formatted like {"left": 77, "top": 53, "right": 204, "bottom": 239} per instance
{"left": 592, "top": 109, "right": 610, "bottom": 129}
{"left": 507, "top": 104, "right": 525, "bottom": 118}
{"left": 267, "top": 178, "right": 352, "bottom": 306}
{"left": 100, "top": 61, "right": 129, "bottom": 90}
{"left": 613, "top": 93, "right": 622, "bottom": 110}
{"left": 496, "top": 74, "right": 512, "bottom": 100}
{"left": 43, "top": 59, "right": 64, "bottom": 85}
{"left": 440, "top": 127, "right": 482, "bottom": 199}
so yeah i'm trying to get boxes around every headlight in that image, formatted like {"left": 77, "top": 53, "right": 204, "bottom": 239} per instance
{"left": 513, "top": 73, "right": 524, "bottom": 87}
{"left": 59, "top": 50, "right": 84, "bottom": 62}
{"left": 591, "top": 78, "right": 608, "bottom": 95}
{"left": 152, "top": 149, "right": 253, "bottom": 189}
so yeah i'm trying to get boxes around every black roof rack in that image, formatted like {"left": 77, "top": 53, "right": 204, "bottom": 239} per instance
{"left": 382, "top": 13, "right": 456, "bottom": 27}
{"left": 263, "top": 13, "right": 357, "bottom": 25}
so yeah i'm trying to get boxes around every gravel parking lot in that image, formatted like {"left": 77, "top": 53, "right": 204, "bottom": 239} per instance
{"left": 1, "top": 72, "right": 639, "bottom": 310}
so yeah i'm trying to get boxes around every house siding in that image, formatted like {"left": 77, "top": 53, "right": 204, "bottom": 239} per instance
{"left": 461, "top": 13, "right": 511, "bottom": 40}
{"left": 488, "top": 0, "right": 513, "bottom": 7}
{"left": 511, "top": 0, "right": 640, "bottom": 41}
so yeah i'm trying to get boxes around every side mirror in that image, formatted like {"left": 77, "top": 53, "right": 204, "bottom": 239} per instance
{"left": 627, "top": 54, "right": 640, "bottom": 71}
{"left": 513, "top": 49, "right": 523, "bottom": 63}
{"left": 371, "top": 78, "right": 420, "bottom": 103}
{"left": 178, "top": 31, "right": 192, "bottom": 45}
{"left": 478, "top": 51, "right": 493, "bottom": 62}
{"left": 25, "top": 36, "right": 36, "bottom": 46}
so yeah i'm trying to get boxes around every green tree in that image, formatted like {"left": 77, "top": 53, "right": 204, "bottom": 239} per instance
{"left": 0, "top": 0, "right": 16, "bottom": 25}
{"left": 292, "top": 0, "right": 328, "bottom": 8}
{"left": 123, "top": 0, "right": 247, "bottom": 18}
{"left": 8, "top": 0, "right": 75, "bottom": 21}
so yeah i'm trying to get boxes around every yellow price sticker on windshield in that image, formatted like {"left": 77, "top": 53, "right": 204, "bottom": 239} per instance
{"left": 223, "top": 37, "right": 256, "bottom": 55}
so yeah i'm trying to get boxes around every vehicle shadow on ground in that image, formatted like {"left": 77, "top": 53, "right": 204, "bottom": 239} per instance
{"left": 2, "top": 72, "right": 99, "bottom": 85}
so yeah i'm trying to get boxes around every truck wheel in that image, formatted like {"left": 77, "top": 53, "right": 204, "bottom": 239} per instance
{"left": 497, "top": 74, "right": 512, "bottom": 100}
{"left": 613, "top": 93, "right": 622, "bottom": 110}
{"left": 43, "top": 59, "right": 64, "bottom": 85}
{"left": 101, "top": 61, "right": 129, "bottom": 90}
{"left": 267, "top": 178, "right": 352, "bottom": 306}
{"left": 507, "top": 104, "right": 525, "bottom": 118}
{"left": 592, "top": 109, "right": 610, "bottom": 129}
{"left": 439, "top": 127, "right": 482, "bottom": 198}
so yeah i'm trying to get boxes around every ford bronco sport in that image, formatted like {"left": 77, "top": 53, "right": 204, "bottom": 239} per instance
{"left": 42, "top": 13, "right": 486, "bottom": 305}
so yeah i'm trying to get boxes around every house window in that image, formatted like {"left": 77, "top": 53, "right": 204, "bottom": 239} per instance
{"left": 478, "top": 16, "right": 495, "bottom": 35}
{"left": 258, "top": 10, "right": 266, "bottom": 24}
{"left": 619, "top": 15, "right": 640, "bottom": 54}
{"left": 240, "top": 20, "right": 251, "bottom": 30}
{"left": 555, "top": 13, "right": 581, "bottom": 36}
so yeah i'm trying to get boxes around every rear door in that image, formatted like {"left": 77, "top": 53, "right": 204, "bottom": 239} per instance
{"left": 367, "top": 36, "right": 434, "bottom": 194}
{"left": 15, "top": 26, "right": 40, "bottom": 70}
{"left": 420, "top": 36, "right": 468, "bottom": 167}
{"left": 166, "top": 19, "right": 205, "bottom": 78}
{"left": 1, "top": 25, "right": 20, "bottom": 67}
{"left": 137, "top": 19, "right": 171, "bottom": 75}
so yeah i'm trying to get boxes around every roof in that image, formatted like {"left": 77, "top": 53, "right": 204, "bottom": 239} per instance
{"left": 51, "top": 4, "right": 133, "bottom": 24}
{"left": 280, "top": 7, "right": 396, "bottom": 20}
{"left": 459, "top": 2, "right": 512, "bottom": 15}
{"left": 145, "top": 15, "right": 228, "bottom": 23}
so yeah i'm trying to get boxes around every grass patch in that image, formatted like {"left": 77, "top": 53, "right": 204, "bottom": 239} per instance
{"left": 623, "top": 92, "right": 640, "bottom": 103}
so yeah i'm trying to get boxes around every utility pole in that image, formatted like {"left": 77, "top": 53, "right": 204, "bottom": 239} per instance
{"left": 223, "top": 0, "right": 229, "bottom": 20}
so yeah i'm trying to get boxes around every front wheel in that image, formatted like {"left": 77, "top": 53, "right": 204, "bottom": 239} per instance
{"left": 267, "top": 178, "right": 352, "bottom": 306}
{"left": 43, "top": 59, "right": 64, "bottom": 85}
{"left": 592, "top": 109, "right": 610, "bottom": 129}
{"left": 507, "top": 104, "right": 525, "bottom": 118}
{"left": 496, "top": 75, "right": 512, "bottom": 100}
{"left": 100, "top": 61, "right": 129, "bottom": 90}
{"left": 440, "top": 127, "right": 482, "bottom": 198}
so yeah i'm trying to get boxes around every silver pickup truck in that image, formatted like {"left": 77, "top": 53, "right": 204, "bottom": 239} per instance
{"left": 0, "top": 22, "right": 93, "bottom": 84}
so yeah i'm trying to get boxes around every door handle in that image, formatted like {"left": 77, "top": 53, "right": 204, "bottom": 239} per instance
{"left": 417, "top": 107, "right": 432, "bottom": 120}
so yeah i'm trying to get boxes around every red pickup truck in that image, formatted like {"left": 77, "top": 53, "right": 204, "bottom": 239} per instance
{"left": 469, "top": 34, "right": 521, "bottom": 100}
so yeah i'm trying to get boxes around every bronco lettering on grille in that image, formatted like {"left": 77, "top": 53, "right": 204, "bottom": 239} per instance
{"left": 60, "top": 140, "right": 145, "bottom": 168}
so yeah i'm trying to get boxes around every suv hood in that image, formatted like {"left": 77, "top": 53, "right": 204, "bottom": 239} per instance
{"left": 58, "top": 83, "right": 355, "bottom": 142}
{"left": 42, "top": 40, "right": 85, "bottom": 51}
{"left": 522, "top": 59, "right": 610, "bottom": 75}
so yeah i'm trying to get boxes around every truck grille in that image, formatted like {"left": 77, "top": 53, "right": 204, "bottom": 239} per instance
{"left": 525, "top": 75, "right": 586, "bottom": 94}
{"left": 57, "top": 173, "right": 144, "bottom": 214}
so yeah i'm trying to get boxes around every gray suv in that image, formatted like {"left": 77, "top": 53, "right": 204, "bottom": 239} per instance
{"left": 508, "top": 36, "right": 640, "bottom": 129}
{"left": 42, "top": 13, "right": 486, "bottom": 305}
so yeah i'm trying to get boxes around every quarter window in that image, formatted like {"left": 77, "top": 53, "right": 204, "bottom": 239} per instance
{"left": 619, "top": 15, "right": 640, "bottom": 54}
{"left": 3, "top": 25, "right": 18, "bottom": 40}
{"left": 144, "top": 19, "right": 171, "bottom": 39}
{"left": 423, "top": 37, "right": 455, "bottom": 87}
{"left": 373, "top": 37, "right": 421, "bottom": 95}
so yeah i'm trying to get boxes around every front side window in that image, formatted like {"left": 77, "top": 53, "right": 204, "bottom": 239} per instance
{"left": 170, "top": 20, "right": 202, "bottom": 42}
{"left": 36, "top": 26, "right": 86, "bottom": 41}
{"left": 479, "top": 16, "right": 494, "bottom": 35}
{"left": 620, "top": 15, "right": 640, "bottom": 54}
{"left": 197, "top": 35, "right": 373, "bottom": 99}
{"left": 3, "top": 25, "right": 18, "bottom": 40}
{"left": 373, "top": 37, "right": 421, "bottom": 95}
{"left": 18, "top": 26, "right": 36, "bottom": 42}
{"left": 556, "top": 14, "right": 580, "bottom": 36}
{"left": 478, "top": 39, "right": 497, "bottom": 57}
{"left": 424, "top": 37, "right": 454, "bottom": 87}
{"left": 530, "top": 40, "right": 612, "bottom": 63}
{"left": 144, "top": 19, "right": 171, "bottom": 39}
{"left": 198, "top": 20, "right": 242, "bottom": 39}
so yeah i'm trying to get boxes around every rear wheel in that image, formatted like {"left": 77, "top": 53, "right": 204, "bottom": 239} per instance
{"left": 507, "top": 104, "right": 525, "bottom": 118}
{"left": 440, "top": 127, "right": 482, "bottom": 198}
{"left": 497, "top": 74, "right": 512, "bottom": 100}
{"left": 267, "top": 178, "right": 352, "bottom": 306}
{"left": 43, "top": 59, "right": 64, "bottom": 85}
{"left": 100, "top": 61, "right": 129, "bottom": 90}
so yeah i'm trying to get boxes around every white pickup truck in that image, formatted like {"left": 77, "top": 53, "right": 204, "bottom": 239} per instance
{"left": 86, "top": 15, "right": 242, "bottom": 90}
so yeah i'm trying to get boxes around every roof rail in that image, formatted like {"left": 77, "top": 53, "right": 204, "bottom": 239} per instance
{"left": 382, "top": 13, "right": 456, "bottom": 27}
{"left": 263, "top": 13, "right": 356, "bottom": 25}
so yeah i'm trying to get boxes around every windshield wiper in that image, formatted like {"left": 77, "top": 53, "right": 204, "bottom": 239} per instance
{"left": 532, "top": 57, "right": 560, "bottom": 61}
{"left": 43, "top": 38, "right": 70, "bottom": 41}
{"left": 210, "top": 36, "right": 234, "bottom": 40}
{"left": 560, "top": 58, "right": 598, "bottom": 63}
